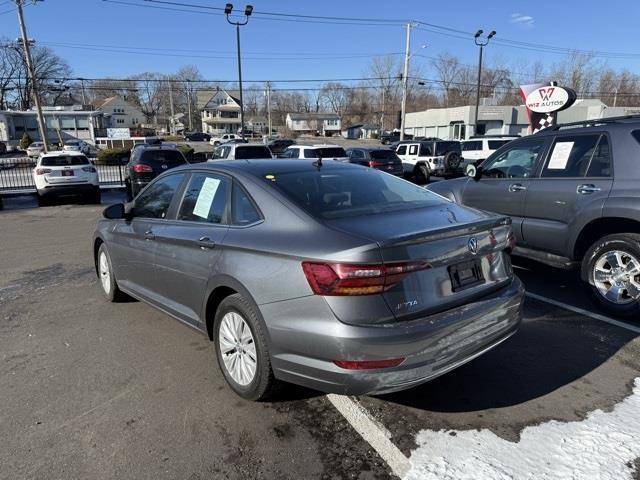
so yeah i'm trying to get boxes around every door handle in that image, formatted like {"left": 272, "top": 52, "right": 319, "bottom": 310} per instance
{"left": 577, "top": 184, "right": 601, "bottom": 195}
{"left": 508, "top": 183, "right": 527, "bottom": 192}
{"left": 144, "top": 230, "right": 155, "bottom": 240}
{"left": 196, "top": 236, "right": 216, "bottom": 249}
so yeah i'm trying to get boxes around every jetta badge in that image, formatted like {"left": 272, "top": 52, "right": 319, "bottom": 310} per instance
{"left": 468, "top": 237, "right": 478, "bottom": 255}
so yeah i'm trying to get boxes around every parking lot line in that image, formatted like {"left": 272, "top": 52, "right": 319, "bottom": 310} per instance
{"left": 525, "top": 292, "right": 640, "bottom": 335}
{"left": 326, "top": 394, "right": 411, "bottom": 478}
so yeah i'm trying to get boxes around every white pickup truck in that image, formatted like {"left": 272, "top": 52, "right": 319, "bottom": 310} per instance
{"left": 394, "top": 139, "right": 463, "bottom": 183}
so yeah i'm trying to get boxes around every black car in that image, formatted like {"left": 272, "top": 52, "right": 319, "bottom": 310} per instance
{"left": 124, "top": 145, "right": 188, "bottom": 200}
{"left": 184, "top": 132, "right": 211, "bottom": 142}
{"left": 267, "top": 139, "right": 295, "bottom": 155}
{"left": 380, "top": 132, "right": 413, "bottom": 145}
{"left": 345, "top": 147, "right": 404, "bottom": 176}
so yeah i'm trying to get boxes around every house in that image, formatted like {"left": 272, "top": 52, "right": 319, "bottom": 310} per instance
{"left": 286, "top": 112, "right": 341, "bottom": 136}
{"left": 199, "top": 88, "right": 242, "bottom": 135}
{"left": 97, "top": 96, "right": 144, "bottom": 129}
{"left": 404, "top": 99, "right": 640, "bottom": 140}
{"left": 342, "top": 123, "right": 380, "bottom": 140}
{"left": 245, "top": 116, "right": 267, "bottom": 134}
{"left": 342, "top": 124, "right": 362, "bottom": 139}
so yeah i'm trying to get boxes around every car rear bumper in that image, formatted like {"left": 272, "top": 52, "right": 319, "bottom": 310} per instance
{"left": 38, "top": 183, "right": 99, "bottom": 196}
{"left": 261, "top": 276, "right": 524, "bottom": 395}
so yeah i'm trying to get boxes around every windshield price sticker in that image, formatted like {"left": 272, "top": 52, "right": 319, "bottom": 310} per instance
{"left": 547, "top": 142, "right": 574, "bottom": 170}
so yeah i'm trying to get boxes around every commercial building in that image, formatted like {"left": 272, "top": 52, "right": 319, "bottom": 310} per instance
{"left": 404, "top": 100, "right": 640, "bottom": 140}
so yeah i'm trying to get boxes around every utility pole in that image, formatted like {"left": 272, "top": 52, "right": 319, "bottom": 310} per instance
{"left": 399, "top": 23, "right": 412, "bottom": 141}
{"left": 79, "top": 78, "right": 87, "bottom": 106}
{"left": 186, "top": 81, "right": 193, "bottom": 131}
{"left": 15, "top": 0, "right": 48, "bottom": 152}
{"left": 265, "top": 81, "right": 272, "bottom": 138}
{"left": 168, "top": 78, "right": 175, "bottom": 136}
{"left": 473, "top": 29, "right": 496, "bottom": 136}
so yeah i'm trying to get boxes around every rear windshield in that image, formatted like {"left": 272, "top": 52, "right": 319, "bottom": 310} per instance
{"left": 41, "top": 155, "right": 90, "bottom": 166}
{"left": 261, "top": 168, "right": 445, "bottom": 220}
{"left": 140, "top": 150, "right": 186, "bottom": 166}
{"left": 461, "top": 141, "right": 482, "bottom": 151}
{"left": 434, "top": 142, "right": 461, "bottom": 155}
{"left": 235, "top": 146, "right": 272, "bottom": 159}
{"left": 369, "top": 150, "right": 399, "bottom": 160}
{"left": 488, "top": 140, "right": 512, "bottom": 150}
{"left": 303, "top": 147, "right": 347, "bottom": 159}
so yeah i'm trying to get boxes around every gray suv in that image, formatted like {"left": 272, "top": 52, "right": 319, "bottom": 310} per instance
{"left": 427, "top": 116, "right": 640, "bottom": 317}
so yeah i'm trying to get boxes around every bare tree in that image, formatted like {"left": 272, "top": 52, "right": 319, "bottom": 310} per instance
{"left": 430, "top": 53, "right": 463, "bottom": 107}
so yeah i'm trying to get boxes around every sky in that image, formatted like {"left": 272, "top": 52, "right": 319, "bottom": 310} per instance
{"left": 1, "top": 0, "right": 640, "bottom": 90}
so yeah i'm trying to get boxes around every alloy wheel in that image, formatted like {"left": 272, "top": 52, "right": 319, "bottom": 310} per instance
{"left": 593, "top": 250, "right": 640, "bottom": 305}
{"left": 218, "top": 311, "right": 257, "bottom": 386}
{"left": 99, "top": 251, "right": 111, "bottom": 295}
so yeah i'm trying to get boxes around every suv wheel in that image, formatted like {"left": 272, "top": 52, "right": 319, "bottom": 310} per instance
{"left": 415, "top": 164, "right": 430, "bottom": 184}
{"left": 582, "top": 233, "right": 640, "bottom": 317}
{"left": 444, "top": 151, "right": 461, "bottom": 171}
{"left": 97, "top": 244, "right": 127, "bottom": 302}
{"left": 213, "top": 293, "right": 280, "bottom": 401}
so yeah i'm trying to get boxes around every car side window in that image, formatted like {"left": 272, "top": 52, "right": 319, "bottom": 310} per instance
{"left": 419, "top": 144, "right": 432, "bottom": 156}
{"left": 481, "top": 139, "right": 545, "bottom": 179}
{"left": 541, "top": 134, "right": 603, "bottom": 178}
{"left": 290, "top": 148, "right": 300, "bottom": 158}
{"left": 396, "top": 145, "right": 407, "bottom": 155}
{"left": 349, "top": 150, "right": 364, "bottom": 159}
{"left": 408, "top": 144, "right": 418, "bottom": 155}
{"left": 177, "top": 173, "right": 230, "bottom": 224}
{"left": 231, "top": 182, "right": 261, "bottom": 225}
{"left": 134, "top": 173, "right": 185, "bottom": 219}
{"left": 586, "top": 136, "right": 612, "bottom": 178}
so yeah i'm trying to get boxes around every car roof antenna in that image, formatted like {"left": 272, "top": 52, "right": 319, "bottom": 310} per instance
{"left": 313, "top": 154, "right": 323, "bottom": 170}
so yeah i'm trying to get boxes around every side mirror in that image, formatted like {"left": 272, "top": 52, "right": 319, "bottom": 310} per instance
{"left": 103, "top": 203, "right": 126, "bottom": 220}
{"left": 466, "top": 164, "right": 482, "bottom": 181}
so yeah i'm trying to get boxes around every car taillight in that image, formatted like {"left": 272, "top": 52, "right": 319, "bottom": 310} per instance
{"left": 368, "top": 160, "right": 384, "bottom": 167}
{"left": 301, "top": 261, "right": 430, "bottom": 296}
{"left": 133, "top": 164, "right": 153, "bottom": 173}
{"left": 334, "top": 358, "right": 405, "bottom": 370}
{"left": 82, "top": 166, "right": 96, "bottom": 173}
{"left": 35, "top": 168, "right": 51, "bottom": 175}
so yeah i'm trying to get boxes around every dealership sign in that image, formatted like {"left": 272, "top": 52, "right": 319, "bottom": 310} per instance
{"left": 525, "top": 86, "right": 574, "bottom": 113}
{"left": 519, "top": 83, "right": 577, "bottom": 133}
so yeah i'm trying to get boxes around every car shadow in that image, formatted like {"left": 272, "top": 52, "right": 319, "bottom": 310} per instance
{"left": 375, "top": 305, "right": 638, "bottom": 412}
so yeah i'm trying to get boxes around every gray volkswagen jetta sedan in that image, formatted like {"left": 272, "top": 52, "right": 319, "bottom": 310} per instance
{"left": 93, "top": 159, "right": 524, "bottom": 400}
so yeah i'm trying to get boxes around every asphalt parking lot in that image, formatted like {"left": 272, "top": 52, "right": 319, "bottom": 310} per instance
{"left": 1, "top": 194, "right": 639, "bottom": 479}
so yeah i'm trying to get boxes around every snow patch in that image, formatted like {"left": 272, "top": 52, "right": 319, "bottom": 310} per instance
{"left": 405, "top": 377, "right": 640, "bottom": 480}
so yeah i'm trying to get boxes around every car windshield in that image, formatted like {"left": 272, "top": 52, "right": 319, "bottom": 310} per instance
{"left": 41, "top": 155, "right": 90, "bottom": 166}
{"left": 235, "top": 146, "right": 272, "bottom": 159}
{"left": 434, "top": 142, "right": 461, "bottom": 156}
{"left": 303, "top": 147, "right": 347, "bottom": 159}
{"left": 30, "top": 143, "right": 43, "bottom": 148}
{"left": 488, "top": 140, "right": 512, "bottom": 150}
{"left": 369, "top": 150, "right": 399, "bottom": 160}
{"left": 140, "top": 150, "right": 186, "bottom": 166}
{"left": 261, "top": 167, "right": 446, "bottom": 220}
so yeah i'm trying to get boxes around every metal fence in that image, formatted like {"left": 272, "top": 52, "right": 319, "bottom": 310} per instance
{"left": 0, "top": 157, "right": 127, "bottom": 193}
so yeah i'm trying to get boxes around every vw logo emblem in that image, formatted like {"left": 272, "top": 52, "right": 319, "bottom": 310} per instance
{"left": 468, "top": 237, "right": 478, "bottom": 255}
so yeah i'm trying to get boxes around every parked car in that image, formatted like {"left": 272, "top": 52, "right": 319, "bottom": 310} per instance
{"left": 380, "top": 132, "right": 413, "bottom": 145}
{"left": 27, "top": 142, "right": 45, "bottom": 158}
{"left": 279, "top": 144, "right": 349, "bottom": 161}
{"left": 93, "top": 159, "right": 523, "bottom": 400}
{"left": 63, "top": 139, "right": 92, "bottom": 155}
{"left": 33, "top": 151, "right": 100, "bottom": 206}
{"left": 220, "top": 138, "right": 248, "bottom": 145}
{"left": 461, "top": 136, "right": 519, "bottom": 167}
{"left": 124, "top": 144, "right": 188, "bottom": 200}
{"left": 210, "top": 143, "right": 273, "bottom": 160}
{"left": 427, "top": 116, "right": 640, "bottom": 317}
{"left": 210, "top": 133, "right": 240, "bottom": 146}
{"left": 395, "top": 140, "right": 463, "bottom": 183}
{"left": 267, "top": 139, "right": 295, "bottom": 155}
{"left": 345, "top": 147, "right": 403, "bottom": 176}
{"left": 184, "top": 132, "right": 211, "bottom": 142}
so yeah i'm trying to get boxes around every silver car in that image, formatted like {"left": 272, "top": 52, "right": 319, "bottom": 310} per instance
{"left": 93, "top": 160, "right": 523, "bottom": 400}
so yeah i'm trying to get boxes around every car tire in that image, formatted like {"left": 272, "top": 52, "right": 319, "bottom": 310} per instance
{"left": 213, "top": 293, "right": 280, "bottom": 401}
{"left": 582, "top": 233, "right": 640, "bottom": 318}
{"left": 91, "top": 188, "right": 102, "bottom": 204}
{"left": 415, "top": 164, "right": 430, "bottom": 184}
{"left": 97, "top": 243, "right": 127, "bottom": 302}
{"left": 125, "top": 180, "right": 134, "bottom": 202}
{"left": 36, "top": 193, "right": 48, "bottom": 207}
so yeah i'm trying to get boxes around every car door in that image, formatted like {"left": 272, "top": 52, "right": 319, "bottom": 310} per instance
{"left": 461, "top": 137, "right": 549, "bottom": 242}
{"left": 522, "top": 132, "right": 613, "bottom": 256}
{"left": 109, "top": 172, "right": 187, "bottom": 301}
{"left": 152, "top": 172, "right": 231, "bottom": 327}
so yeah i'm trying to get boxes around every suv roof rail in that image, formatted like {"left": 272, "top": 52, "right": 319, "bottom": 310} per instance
{"left": 539, "top": 114, "right": 640, "bottom": 133}
{"left": 469, "top": 134, "right": 521, "bottom": 139}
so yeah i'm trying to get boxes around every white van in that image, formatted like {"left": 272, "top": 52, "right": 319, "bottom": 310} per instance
{"left": 460, "top": 136, "right": 519, "bottom": 166}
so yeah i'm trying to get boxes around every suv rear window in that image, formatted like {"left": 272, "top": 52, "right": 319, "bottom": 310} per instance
{"left": 41, "top": 155, "right": 90, "bottom": 166}
{"left": 488, "top": 140, "right": 512, "bottom": 150}
{"left": 434, "top": 142, "right": 461, "bottom": 156}
{"left": 303, "top": 147, "right": 347, "bottom": 158}
{"left": 140, "top": 149, "right": 186, "bottom": 166}
{"left": 262, "top": 168, "right": 445, "bottom": 220}
{"left": 369, "top": 150, "right": 398, "bottom": 160}
{"left": 235, "top": 146, "right": 272, "bottom": 159}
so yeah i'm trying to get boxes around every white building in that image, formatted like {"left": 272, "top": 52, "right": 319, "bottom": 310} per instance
{"left": 97, "top": 96, "right": 144, "bottom": 128}
{"left": 404, "top": 100, "right": 640, "bottom": 140}
{"left": 286, "top": 112, "right": 341, "bottom": 136}
{"left": 199, "top": 89, "right": 242, "bottom": 135}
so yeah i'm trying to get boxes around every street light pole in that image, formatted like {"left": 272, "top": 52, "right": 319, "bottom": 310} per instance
{"left": 225, "top": 3, "right": 252, "bottom": 141}
{"left": 473, "top": 29, "right": 496, "bottom": 136}
{"left": 15, "top": 0, "right": 48, "bottom": 152}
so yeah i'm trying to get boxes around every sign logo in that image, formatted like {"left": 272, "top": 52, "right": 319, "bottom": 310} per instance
{"left": 525, "top": 86, "right": 572, "bottom": 114}
{"left": 468, "top": 237, "right": 478, "bottom": 255}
